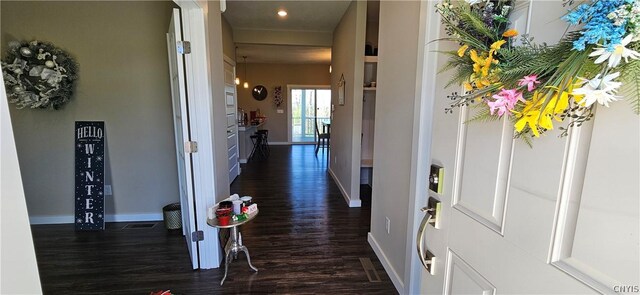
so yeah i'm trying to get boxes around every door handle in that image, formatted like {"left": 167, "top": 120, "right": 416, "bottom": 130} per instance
{"left": 417, "top": 209, "right": 436, "bottom": 275}
{"left": 416, "top": 197, "right": 441, "bottom": 275}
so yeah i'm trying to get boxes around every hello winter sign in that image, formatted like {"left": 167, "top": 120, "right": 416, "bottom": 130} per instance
{"left": 75, "top": 121, "right": 105, "bottom": 231}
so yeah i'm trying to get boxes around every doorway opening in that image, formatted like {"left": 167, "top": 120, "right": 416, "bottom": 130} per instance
{"left": 288, "top": 86, "right": 331, "bottom": 144}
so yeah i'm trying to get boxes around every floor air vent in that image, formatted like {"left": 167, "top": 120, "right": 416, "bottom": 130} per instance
{"left": 360, "top": 257, "right": 382, "bottom": 282}
{"left": 122, "top": 223, "right": 157, "bottom": 229}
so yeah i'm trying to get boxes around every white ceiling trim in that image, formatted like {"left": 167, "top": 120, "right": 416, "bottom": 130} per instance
{"left": 236, "top": 44, "right": 331, "bottom": 64}
{"left": 233, "top": 29, "right": 332, "bottom": 47}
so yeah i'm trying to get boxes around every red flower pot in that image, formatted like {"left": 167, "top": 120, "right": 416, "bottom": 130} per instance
{"left": 217, "top": 215, "right": 230, "bottom": 226}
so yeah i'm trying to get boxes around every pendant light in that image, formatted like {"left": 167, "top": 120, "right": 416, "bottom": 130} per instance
{"left": 242, "top": 56, "right": 249, "bottom": 89}
{"left": 234, "top": 46, "right": 240, "bottom": 85}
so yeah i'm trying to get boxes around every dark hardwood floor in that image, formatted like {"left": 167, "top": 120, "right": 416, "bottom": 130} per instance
{"left": 32, "top": 145, "right": 397, "bottom": 294}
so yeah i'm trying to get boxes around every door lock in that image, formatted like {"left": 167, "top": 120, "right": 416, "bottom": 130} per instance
{"left": 429, "top": 164, "right": 444, "bottom": 194}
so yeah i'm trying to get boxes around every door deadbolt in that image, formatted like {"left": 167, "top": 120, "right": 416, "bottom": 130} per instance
{"left": 429, "top": 164, "right": 444, "bottom": 194}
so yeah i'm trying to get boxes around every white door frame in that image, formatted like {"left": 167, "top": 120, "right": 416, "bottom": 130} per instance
{"left": 403, "top": 1, "right": 440, "bottom": 294}
{"left": 286, "top": 84, "right": 331, "bottom": 144}
{"left": 173, "top": 0, "right": 225, "bottom": 269}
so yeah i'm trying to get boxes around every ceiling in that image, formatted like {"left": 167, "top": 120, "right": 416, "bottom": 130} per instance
{"left": 224, "top": 1, "right": 350, "bottom": 32}
{"left": 223, "top": 0, "right": 351, "bottom": 64}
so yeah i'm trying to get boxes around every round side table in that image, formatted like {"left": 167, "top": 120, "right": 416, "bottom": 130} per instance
{"left": 207, "top": 209, "right": 259, "bottom": 285}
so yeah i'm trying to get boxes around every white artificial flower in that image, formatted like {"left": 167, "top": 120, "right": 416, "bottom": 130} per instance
{"left": 589, "top": 34, "right": 640, "bottom": 68}
{"left": 572, "top": 72, "right": 622, "bottom": 107}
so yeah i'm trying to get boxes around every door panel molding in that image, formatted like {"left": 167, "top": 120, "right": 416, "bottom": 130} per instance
{"left": 510, "top": 0, "right": 532, "bottom": 45}
{"left": 452, "top": 105, "right": 514, "bottom": 235}
{"left": 548, "top": 114, "right": 604, "bottom": 291}
{"left": 444, "top": 248, "right": 496, "bottom": 295}
{"left": 450, "top": 0, "right": 531, "bottom": 237}
{"left": 550, "top": 104, "right": 640, "bottom": 294}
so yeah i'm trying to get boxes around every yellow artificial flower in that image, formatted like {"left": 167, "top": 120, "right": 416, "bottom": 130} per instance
{"left": 469, "top": 50, "right": 490, "bottom": 76}
{"left": 514, "top": 86, "right": 573, "bottom": 136}
{"left": 486, "top": 40, "right": 505, "bottom": 68}
{"left": 469, "top": 49, "right": 480, "bottom": 63}
{"left": 542, "top": 85, "right": 573, "bottom": 123}
{"left": 502, "top": 29, "right": 519, "bottom": 38}
{"left": 538, "top": 90, "right": 569, "bottom": 131}
{"left": 514, "top": 91, "right": 545, "bottom": 137}
{"left": 482, "top": 57, "right": 493, "bottom": 76}
{"left": 469, "top": 50, "right": 484, "bottom": 75}
{"left": 490, "top": 40, "right": 506, "bottom": 52}
{"left": 547, "top": 92, "right": 570, "bottom": 122}
{"left": 463, "top": 82, "right": 473, "bottom": 91}
{"left": 476, "top": 77, "right": 489, "bottom": 88}
{"left": 458, "top": 45, "right": 469, "bottom": 57}
{"left": 468, "top": 48, "right": 501, "bottom": 90}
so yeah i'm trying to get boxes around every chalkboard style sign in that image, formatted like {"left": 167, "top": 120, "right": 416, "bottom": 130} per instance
{"left": 75, "top": 121, "right": 105, "bottom": 230}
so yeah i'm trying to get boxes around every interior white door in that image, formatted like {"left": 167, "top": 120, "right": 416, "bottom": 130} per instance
{"left": 416, "top": 2, "right": 639, "bottom": 294}
{"left": 167, "top": 8, "right": 198, "bottom": 270}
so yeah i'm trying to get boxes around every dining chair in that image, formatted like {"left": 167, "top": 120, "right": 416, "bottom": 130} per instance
{"left": 315, "top": 120, "right": 330, "bottom": 155}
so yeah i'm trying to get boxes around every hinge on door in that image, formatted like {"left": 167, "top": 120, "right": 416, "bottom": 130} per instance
{"left": 185, "top": 141, "right": 198, "bottom": 153}
{"left": 191, "top": 230, "right": 204, "bottom": 242}
{"left": 177, "top": 41, "right": 191, "bottom": 54}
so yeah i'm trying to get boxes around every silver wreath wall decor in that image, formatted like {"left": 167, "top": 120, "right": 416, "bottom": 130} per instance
{"left": 274, "top": 86, "right": 283, "bottom": 107}
{"left": 2, "top": 40, "right": 78, "bottom": 110}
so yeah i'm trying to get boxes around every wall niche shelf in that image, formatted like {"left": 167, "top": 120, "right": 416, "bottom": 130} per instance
{"left": 361, "top": 159, "right": 373, "bottom": 168}
{"left": 360, "top": 0, "right": 379, "bottom": 187}
{"left": 364, "top": 56, "right": 378, "bottom": 63}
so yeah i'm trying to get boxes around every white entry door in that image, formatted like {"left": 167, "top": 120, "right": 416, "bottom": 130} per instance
{"left": 167, "top": 8, "right": 198, "bottom": 269}
{"left": 416, "top": 2, "right": 639, "bottom": 294}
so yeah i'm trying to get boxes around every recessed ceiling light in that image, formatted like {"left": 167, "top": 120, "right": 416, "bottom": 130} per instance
{"left": 278, "top": 10, "right": 287, "bottom": 17}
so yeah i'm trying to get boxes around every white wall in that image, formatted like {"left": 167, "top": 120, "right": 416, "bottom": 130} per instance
{"left": 329, "top": 0, "right": 366, "bottom": 207}
{"left": 221, "top": 16, "right": 235, "bottom": 62}
{"left": 1, "top": 1, "right": 179, "bottom": 223}
{"left": 205, "top": 0, "right": 232, "bottom": 204}
{"left": 368, "top": 1, "right": 422, "bottom": 291}
{"left": 1, "top": 72, "right": 42, "bottom": 294}
{"left": 236, "top": 63, "right": 331, "bottom": 143}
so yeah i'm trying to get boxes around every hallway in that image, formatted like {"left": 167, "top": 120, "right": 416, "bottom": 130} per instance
{"left": 31, "top": 145, "right": 396, "bottom": 294}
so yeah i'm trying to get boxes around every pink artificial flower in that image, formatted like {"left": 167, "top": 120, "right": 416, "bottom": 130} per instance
{"left": 487, "top": 89, "right": 524, "bottom": 117}
{"left": 518, "top": 75, "right": 540, "bottom": 92}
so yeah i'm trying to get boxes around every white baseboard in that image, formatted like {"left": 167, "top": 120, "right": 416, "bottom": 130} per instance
{"left": 29, "top": 213, "right": 164, "bottom": 225}
{"left": 368, "top": 232, "right": 404, "bottom": 293}
{"left": 328, "top": 168, "right": 361, "bottom": 207}
{"left": 29, "top": 216, "right": 73, "bottom": 224}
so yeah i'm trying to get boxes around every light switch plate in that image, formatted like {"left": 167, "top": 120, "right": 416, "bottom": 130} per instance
{"left": 428, "top": 164, "right": 444, "bottom": 194}
{"left": 277, "top": 109, "right": 284, "bottom": 114}
{"left": 104, "top": 185, "right": 112, "bottom": 196}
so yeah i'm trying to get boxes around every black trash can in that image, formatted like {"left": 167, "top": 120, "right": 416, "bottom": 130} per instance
{"left": 163, "top": 203, "right": 182, "bottom": 230}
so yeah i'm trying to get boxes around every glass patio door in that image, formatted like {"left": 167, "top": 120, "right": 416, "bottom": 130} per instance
{"left": 290, "top": 87, "right": 331, "bottom": 143}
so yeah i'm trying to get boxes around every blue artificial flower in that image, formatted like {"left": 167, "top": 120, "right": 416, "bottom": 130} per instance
{"left": 563, "top": 0, "right": 629, "bottom": 51}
